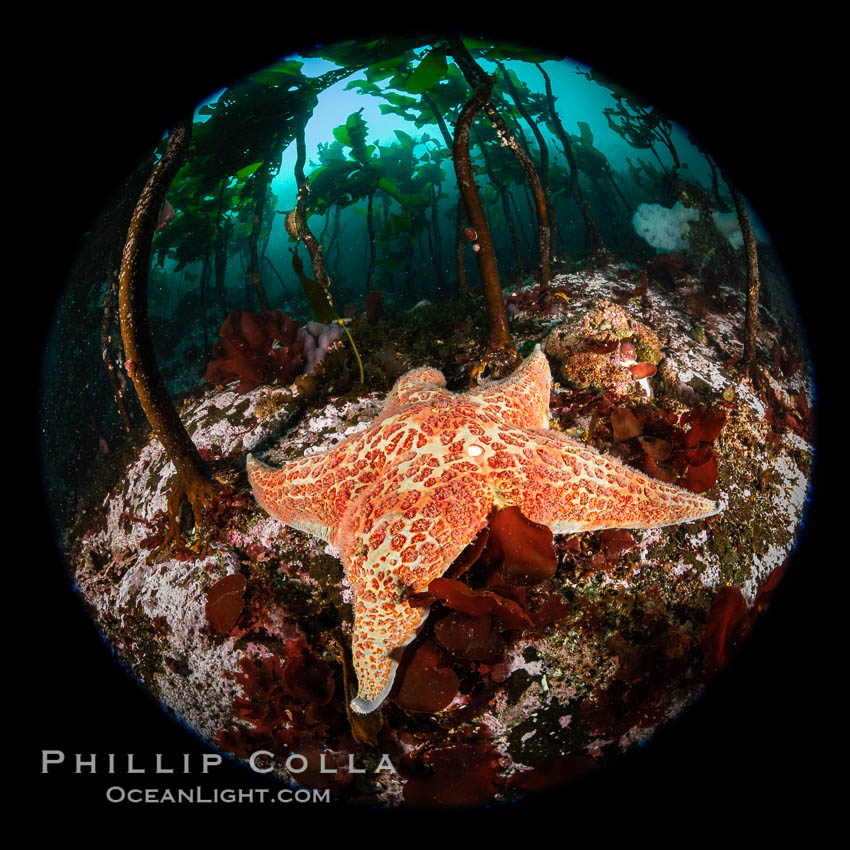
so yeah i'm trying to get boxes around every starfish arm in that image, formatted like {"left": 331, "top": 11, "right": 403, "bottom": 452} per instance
{"left": 484, "top": 425, "right": 720, "bottom": 532}
{"left": 467, "top": 344, "right": 551, "bottom": 430}
{"left": 247, "top": 405, "right": 471, "bottom": 548}
{"left": 337, "top": 458, "right": 495, "bottom": 713}
{"left": 379, "top": 366, "right": 450, "bottom": 421}
{"left": 246, "top": 453, "right": 340, "bottom": 541}
{"left": 246, "top": 420, "right": 391, "bottom": 541}
{"left": 349, "top": 600, "right": 428, "bottom": 714}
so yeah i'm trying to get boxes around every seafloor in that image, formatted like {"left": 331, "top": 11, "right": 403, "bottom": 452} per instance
{"left": 67, "top": 259, "right": 813, "bottom": 807}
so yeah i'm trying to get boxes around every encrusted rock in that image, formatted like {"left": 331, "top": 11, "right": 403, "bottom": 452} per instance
{"left": 544, "top": 299, "right": 663, "bottom": 398}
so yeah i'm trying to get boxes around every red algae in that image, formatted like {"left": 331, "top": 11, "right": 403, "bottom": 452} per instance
{"left": 400, "top": 733, "right": 504, "bottom": 807}
{"left": 434, "top": 612, "right": 506, "bottom": 662}
{"left": 701, "top": 586, "right": 749, "bottom": 675}
{"left": 205, "top": 573, "right": 247, "bottom": 634}
{"left": 484, "top": 506, "right": 557, "bottom": 585}
{"left": 216, "top": 639, "right": 345, "bottom": 769}
{"left": 391, "top": 640, "right": 460, "bottom": 712}
{"left": 205, "top": 309, "right": 306, "bottom": 393}
{"left": 506, "top": 755, "right": 596, "bottom": 793}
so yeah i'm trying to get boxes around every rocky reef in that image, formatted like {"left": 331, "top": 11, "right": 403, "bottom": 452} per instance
{"left": 67, "top": 261, "right": 813, "bottom": 807}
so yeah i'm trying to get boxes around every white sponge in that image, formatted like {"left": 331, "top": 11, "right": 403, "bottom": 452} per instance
{"left": 632, "top": 201, "right": 700, "bottom": 252}
{"left": 711, "top": 211, "right": 744, "bottom": 249}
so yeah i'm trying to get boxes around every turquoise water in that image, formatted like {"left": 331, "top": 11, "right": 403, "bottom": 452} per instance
{"left": 182, "top": 46, "right": 736, "bottom": 316}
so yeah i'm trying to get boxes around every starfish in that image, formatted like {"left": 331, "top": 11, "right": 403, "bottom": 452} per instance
{"left": 247, "top": 346, "right": 720, "bottom": 714}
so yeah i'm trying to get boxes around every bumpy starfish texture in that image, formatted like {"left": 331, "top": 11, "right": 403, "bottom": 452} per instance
{"left": 247, "top": 346, "right": 719, "bottom": 714}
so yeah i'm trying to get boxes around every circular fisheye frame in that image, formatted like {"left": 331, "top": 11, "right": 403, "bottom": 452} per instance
{"left": 39, "top": 36, "right": 814, "bottom": 808}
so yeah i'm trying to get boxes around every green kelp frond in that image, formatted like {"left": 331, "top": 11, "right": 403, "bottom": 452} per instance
{"left": 290, "top": 248, "right": 364, "bottom": 385}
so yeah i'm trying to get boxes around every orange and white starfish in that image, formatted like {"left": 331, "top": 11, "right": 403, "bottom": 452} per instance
{"left": 247, "top": 346, "right": 719, "bottom": 713}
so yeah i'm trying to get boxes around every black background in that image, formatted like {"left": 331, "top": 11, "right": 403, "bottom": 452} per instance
{"left": 25, "top": 11, "right": 830, "bottom": 829}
